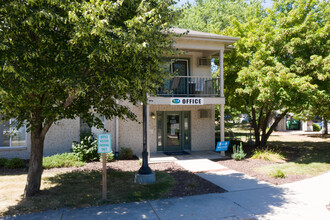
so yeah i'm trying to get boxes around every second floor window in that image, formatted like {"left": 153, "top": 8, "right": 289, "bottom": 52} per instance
{"left": 171, "top": 59, "right": 189, "bottom": 76}
{"left": 0, "top": 118, "right": 27, "bottom": 148}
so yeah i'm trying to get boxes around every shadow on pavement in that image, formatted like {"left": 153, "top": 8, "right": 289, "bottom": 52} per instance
{"left": 197, "top": 171, "right": 289, "bottom": 218}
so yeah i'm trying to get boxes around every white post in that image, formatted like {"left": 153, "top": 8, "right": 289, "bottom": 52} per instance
{"left": 220, "top": 49, "right": 225, "bottom": 156}
{"left": 220, "top": 104, "right": 225, "bottom": 156}
{"left": 220, "top": 48, "right": 224, "bottom": 98}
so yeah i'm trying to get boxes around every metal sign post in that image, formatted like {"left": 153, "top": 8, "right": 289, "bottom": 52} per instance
{"left": 98, "top": 133, "right": 111, "bottom": 200}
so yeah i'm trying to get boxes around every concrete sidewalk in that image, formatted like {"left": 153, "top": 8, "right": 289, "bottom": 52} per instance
{"left": 177, "top": 157, "right": 330, "bottom": 219}
{"left": 3, "top": 155, "right": 330, "bottom": 220}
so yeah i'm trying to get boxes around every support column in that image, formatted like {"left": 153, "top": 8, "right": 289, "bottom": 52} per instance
{"left": 220, "top": 48, "right": 225, "bottom": 156}
{"left": 220, "top": 48, "right": 224, "bottom": 98}
{"left": 220, "top": 104, "right": 225, "bottom": 156}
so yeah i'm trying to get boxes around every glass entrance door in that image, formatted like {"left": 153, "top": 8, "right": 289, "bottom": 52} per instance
{"left": 157, "top": 111, "right": 190, "bottom": 152}
{"left": 165, "top": 113, "right": 181, "bottom": 152}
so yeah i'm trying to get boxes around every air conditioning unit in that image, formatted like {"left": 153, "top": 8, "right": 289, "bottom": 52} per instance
{"left": 199, "top": 109, "right": 210, "bottom": 119}
{"left": 198, "top": 58, "right": 211, "bottom": 66}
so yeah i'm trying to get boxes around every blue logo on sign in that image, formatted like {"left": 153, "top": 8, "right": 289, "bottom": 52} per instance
{"left": 172, "top": 99, "right": 181, "bottom": 104}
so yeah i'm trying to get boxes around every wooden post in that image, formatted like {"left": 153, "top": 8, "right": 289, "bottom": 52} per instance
{"left": 102, "top": 153, "right": 107, "bottom": 200}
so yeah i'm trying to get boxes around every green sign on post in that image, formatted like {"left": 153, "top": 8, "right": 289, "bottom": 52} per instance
{"left": 98, "top": 133, "right": 111, "bottom": 153}
{"left": 97, "top": 133, "right": 111, "bottom": 200}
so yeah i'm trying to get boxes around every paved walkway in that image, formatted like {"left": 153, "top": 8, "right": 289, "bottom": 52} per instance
{"left": 176, "top": 156, "right": 330, "bottom": 219}
{"left": 3, "top": 152, "right": 330, "bottom": 220}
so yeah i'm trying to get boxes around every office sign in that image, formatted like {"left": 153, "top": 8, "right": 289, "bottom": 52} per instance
{"left": 98, "top": 133, "right": 111, "bottom": 153}
{"left": 216, "top": 141, "right": 230, "bottom": 152}
{"left": 170, "top": 98, "right": 204, "bottom": 105}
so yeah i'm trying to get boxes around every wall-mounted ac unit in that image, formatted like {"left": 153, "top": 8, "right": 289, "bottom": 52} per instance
{"left": 198, "top": 58, "right": 211, "bottom": 66}
{"left": 199, "top": 109, "right": 210, "bottom": 119}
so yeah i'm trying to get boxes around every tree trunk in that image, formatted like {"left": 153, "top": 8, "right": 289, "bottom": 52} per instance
{"left": 260, "top": 130, "right": 268, "bottom": 149}
{"left": 24, "top": 126, "right": 45, "bottom": 197}
{"left": 253, "top": 110, "right": 288, "bottom": 149}
{"left": 323, "top": 117, "right": 328, "bottom": 135}
{"left": 251, "top": 104, "right": 261, "bottom": 147}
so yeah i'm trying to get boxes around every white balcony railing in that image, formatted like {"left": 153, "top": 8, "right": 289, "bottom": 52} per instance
{"left": 157, "top": 76, "right": 220, "bottom": 97}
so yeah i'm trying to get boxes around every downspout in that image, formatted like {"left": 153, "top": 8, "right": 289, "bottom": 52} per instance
{"left": 115, "top": 100, "right": 119, "bottom": 158}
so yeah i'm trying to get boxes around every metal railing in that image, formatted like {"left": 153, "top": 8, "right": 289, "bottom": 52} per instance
{"left": 157, "top": 76, "right": 220, "bottom": 97}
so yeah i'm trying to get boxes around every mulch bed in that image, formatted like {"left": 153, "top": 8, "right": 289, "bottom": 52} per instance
{"left": 71, "top": 160, "right": 227, "bottom": 197}
{"left": 1, "top": 160, "right": 226, "bottom": 198}
{"left": 215, "top": 158, "right": 312, "bottom": 185}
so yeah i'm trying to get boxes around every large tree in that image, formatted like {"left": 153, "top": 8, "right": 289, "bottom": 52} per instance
{"left": 177, "top": 0, "right": 262, "bottom": 34}
{"left": 222, "top": 0, "right": 329, "bottom": 147}
{"left": 0, "top": 0, "right": 179, "bottom": 197}
{"left": 272, "top": 0, "right": 330, "bottom": 134}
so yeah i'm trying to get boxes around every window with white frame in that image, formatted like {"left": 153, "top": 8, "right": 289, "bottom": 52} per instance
{"left": 91, "top": 114, "right": 106, "bottom": 135}
{"left": 0, "top": 118, "right": 27, "bottom": 148}
{"left": 79, "top": 114, "right": 106, "bottom": 139}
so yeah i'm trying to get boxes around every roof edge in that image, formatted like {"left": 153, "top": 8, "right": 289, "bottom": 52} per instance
{"left": 171, "top": 28, "right": 239, "bottom": 42}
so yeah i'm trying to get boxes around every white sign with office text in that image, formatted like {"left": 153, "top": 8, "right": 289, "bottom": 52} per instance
{"left": 170, "top": 98, "right": 204, "bottom": 105}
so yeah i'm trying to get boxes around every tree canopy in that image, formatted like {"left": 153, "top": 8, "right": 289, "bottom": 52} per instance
{"left": 272, "top": 0, "right": 330, "bottom": 134}
{"left": 222, "top": 0, "right": 329, "bottom": 145}
{"left": 0, "top": 0, "right": 179, "bottom": 196}
{"left": 177, "top": 0, "right": 263, "bottom": 34}
{"left": 178, "top": 0, "right": 329, "bottom": 145}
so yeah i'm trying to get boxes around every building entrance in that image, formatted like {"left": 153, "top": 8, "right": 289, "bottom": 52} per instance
{"left": 157, "top": 111, "right": 190, "bottom": 152}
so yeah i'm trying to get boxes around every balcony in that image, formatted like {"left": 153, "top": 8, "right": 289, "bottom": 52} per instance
{"left": 157, "top": 76, "right": 220, "bottom": 97}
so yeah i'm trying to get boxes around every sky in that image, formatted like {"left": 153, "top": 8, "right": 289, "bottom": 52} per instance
{"left": 177, "top": 0, "right": 273, "bottom": 8}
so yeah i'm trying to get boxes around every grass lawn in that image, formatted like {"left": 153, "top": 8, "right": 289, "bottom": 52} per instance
{"left": 255, "top": 134, "right": 330, "bottom": 177}
{"left": 0, "top": 170, "right": 173, "bottom": 217}
{"left": 256, "top": 161, "right": 330, "bottom": 176}
{"left": 217, "top": 132, "right": 330, "bottom": 184}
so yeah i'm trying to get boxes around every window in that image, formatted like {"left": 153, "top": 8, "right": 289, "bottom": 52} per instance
{"left": 91, "top": 114, "right": 106, "bottom": 135}
{"left": 171, "top": 59, "right": 189, "bottom": 76}
{"left": 0, "top": 119, "right": 27, "bottom": 148}
{"left": 79, "top": 114, "right": 106, "bottom": 139}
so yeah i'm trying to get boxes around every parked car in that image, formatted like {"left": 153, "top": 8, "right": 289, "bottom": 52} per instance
{"left": 239, "top": 114, "right": 249, "bottom": 124}
{"left": 313, "top": 121, "right": 330, "bottom": 129}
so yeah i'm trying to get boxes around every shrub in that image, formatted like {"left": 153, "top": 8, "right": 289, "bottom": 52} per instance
{"left": 99, "top": 152, "right": 115, "bottom": 162}
{"left": 72, "top": 135, "right": 99, "bottom": 162}
{"left": 313, "top": 124, "right": 321, "bottom": 132}
{"left": 251, "top": 148, "right": 285, "bottom": 162}
{"left": 0, "top": 158, "right": 8, "bottom": 167}
{"left": 118, "top": 147, "right": 134, "bottom": 160}
{"left": 269, "top": 169, "right": 286, "bottom": 178}
{"left": 5, "top": 158, "right": 26, "bottom": 169}
{"left": 231, "top": 142, "right": 246, "bottom": 161}
{"left": 43, "top": 153, "right": 85, "bottom": 169}
{"left": 80, "top": 130, "right": 92, "bottom": 139}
